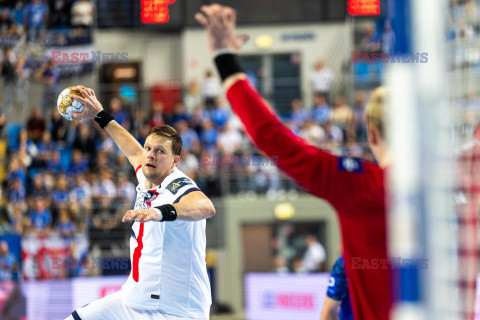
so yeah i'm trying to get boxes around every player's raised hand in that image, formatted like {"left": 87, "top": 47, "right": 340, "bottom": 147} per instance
{"left": 122, "top": 209, "right": 160, "bottom": 223}
{"left": 69, "top": 85, "right": 104, "bottom": 120}
{"left": 195, "top": 4, "right": 249, "bottom": 53}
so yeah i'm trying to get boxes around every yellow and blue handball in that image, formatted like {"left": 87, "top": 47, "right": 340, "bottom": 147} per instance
{"left": 57, "top": 86, "right": 85, "bottom": 121}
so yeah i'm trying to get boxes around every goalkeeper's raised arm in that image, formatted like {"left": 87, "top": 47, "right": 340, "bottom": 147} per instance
{"left": 69, "top": 86, "right": 143, "bottom": 169}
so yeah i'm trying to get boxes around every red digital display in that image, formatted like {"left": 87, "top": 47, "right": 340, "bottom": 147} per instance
{"left": 347, "top": 0, "right": 380, "bottom": 16}
{"left": 141, "top": 0, "right": 176, "bottom": 24}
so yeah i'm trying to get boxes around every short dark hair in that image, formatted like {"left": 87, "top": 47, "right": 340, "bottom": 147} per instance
{"left": 147, "top": 125, "right": 182, "bottom": 156}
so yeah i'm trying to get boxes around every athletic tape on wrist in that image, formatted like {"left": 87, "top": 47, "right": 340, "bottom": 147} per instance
{"left": 94, "top": 110, "right": 114, "bottom": 129}
{"left": 214, "top": 53, "right": 242, "bottom": 82}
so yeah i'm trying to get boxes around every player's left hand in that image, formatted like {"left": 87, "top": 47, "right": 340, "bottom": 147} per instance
{"left": 122, "top": 209, "right": 160, "bottom": 223}
{"left": 69, "top": 85, "right": 104, "bottom": 120}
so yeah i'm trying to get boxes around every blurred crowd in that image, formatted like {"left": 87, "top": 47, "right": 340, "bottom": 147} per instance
{"left": 0, "top": 0, "right": 94, "bottom": 117}
{"left": 448, "top": 0, "right": 480, "bottom": 67}
{"left": 0, "top": 66, "right": 372, "bottom": 243}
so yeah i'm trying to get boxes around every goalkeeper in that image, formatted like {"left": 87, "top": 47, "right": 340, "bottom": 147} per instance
{"left": 196, "top": 5, "right": 391, "bottom": 320}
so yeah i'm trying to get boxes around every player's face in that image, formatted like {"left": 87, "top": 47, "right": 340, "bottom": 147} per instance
{"left": 142, "top": 134, "right": 179, "bottom": 185}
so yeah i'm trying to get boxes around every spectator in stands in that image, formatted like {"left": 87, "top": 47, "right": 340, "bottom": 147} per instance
{"left": 7, "top": 177, "right": 26, "bottom": 206}
{"left": 352, "top": 91, "right": 368, "bottom": 142}
{"left": 273, "top": 255, "right": 289, "bottom": 274}
{"left": 177, "top": 149, "right": 199, "bottom": 180}
{"left": 311, "top": 93, "right": 331, "bottom": 126}
{"left": 382, "top": 20, "right": 396, "bottom": 57}
{"left": 45, "top": 149, "right": 62, "bottom": 174}
{"left": 293, "top": 257, "right": 307, "bottom": 273}
{"left": 42, "top": 171, "right": 55, "bottom": 193}
{"left": 24, "top": 0, "right": 49, "bottom": 42}
{"left": 52, "top": 174, "right": 70, "bottom": 207}
{"left": 109, "top": 97, "right": 129, "bottom": 129}
{"left": 116, "top": 172, "right": 135, "bottom": 208}
{"left": 310, "top": 60, "right": 335, "bottom": 101}
{"left": 217, "top": 122, "right": 242, "bottom": 156}
{"left": 113, "top": 152, "right": 132, "bottom": 176}
{"left": 299, "top": 119, "right": 324, "bottom": 148}
{"left": 69, "top": 173, "right": 92, "bottom": 209}
{"left": 0, "top": 106, "right": 5, "bottom": 135}
{"left": 256, "top": 162, "right": 281, "bottom": 199}
{"left": 290, "top": 98, "right": 309, "bottom": 133}
{"left": 200, "top": 118, "right": 218, "bottom": 152}
{"left": 18, "top": 130, "right": 37, "bottom": 168}
{"left": 236, "top": 149, "right": 257, "bottom": 196}
{"left": 1, "top": 47, "right": 17, "bottom": 111}
{"left": 169, "top": 102, "right": 190, "bottom": 125}
{"left": 36, "top": 131, "right": 56, "bottom": 167}
{"left": 302, "top": 235, "right": 326, "bottom": 272}
{"left": 73, "top": 123, "right": 96, "bottom": 160}
{"left": 184, "top": 79, "right": 202, "bottom": 114}
{"left": 15, "top": 56, "right": 29, "bottom": 114}
{"left": 464, "top": 0, "right": 478, "bottom": 31}
{"left": 28, "top": 196, "right": 51, "bottom": 233}
{"left": 360, "top": 21, "right": 381, "bottom": 53}
{"left": 96, "top": 129, "right": 116, "bottom": 154}
{"left": 68, "top": 149, "right": 88, "bottom": 176}
{"left": 201, "top": 69, "right": 221, "bottom": 110}
{"left": 91, "top": 197, "right": 120, "bottom": 251}
{"left": 11, "top": 205, "right": 27, "bottom": 235}
{"left": 50, "top": 110, "right": 68, "bottom": 144}
{"left": 0, "top": 8, "right": 14, "bottom": 35}
{"left": 0, "top": 241, "right": 17, "bottom": 281}
{"left": 190, "top": 105, "right": 210, "bottom": 136}
{"left": 331, "top": 95, "right": 353, "bottom": 133}
{"left": 55, "top": 204, "right": 75, "bottom": 239}
{"left": 7, "top": 155, "right": 26, "bottom": 188}
{"left": 92, "top": 151, "right": 109, "bottom": 172}
{"left": 92, "top": 169, "right": 116, "bottom": 203}
{"left": 50, "top": 0, "right": 71, "bottom": 27}
{"left": 322, "top": 120, "right": 343, "bottom": 154}
{"left": 176, "top": 119, "right": 200, "bottom": 154}
{"left": 450, "top": 0, "right": 464, "bottom": 24}
{"left": 71, "top": 0, "right": 94, "bottom": 29}
{"left": 210, "top": 98, "right": 230, "bottom": 128}
{"left": 131, "top": 109, "right": 147, "bottom": 137}
{"left": 34, "top": 59, "right": 59, "bottom": 116}
{"left": 342, "top": 130, "right": 364, "bottom": 158}
{"left": 28, "top": 172, "right": 48, "bottom": 199}
{"left": 148, "top": 101, "right": 165, "bottom": 128}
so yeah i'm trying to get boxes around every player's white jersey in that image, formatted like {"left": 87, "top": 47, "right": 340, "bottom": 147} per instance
{"left": 121, "top": 166, "right": 212, "bottom": 319}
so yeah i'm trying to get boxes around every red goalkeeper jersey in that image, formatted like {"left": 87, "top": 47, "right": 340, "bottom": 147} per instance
{"left": 226, "top": 79, "right": 391, "bottom": 320}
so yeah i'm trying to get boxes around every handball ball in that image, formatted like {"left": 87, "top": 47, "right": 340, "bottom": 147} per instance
{"left": 57, "top": 87, "right": 85, "bottom": 121}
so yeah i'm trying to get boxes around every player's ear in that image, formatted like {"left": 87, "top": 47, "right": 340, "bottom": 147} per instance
{"left": 367, "top": 124, "right": 378, "bottom": 146}
{"left": 172, "top": 155, "right": 180, "bottom": 168}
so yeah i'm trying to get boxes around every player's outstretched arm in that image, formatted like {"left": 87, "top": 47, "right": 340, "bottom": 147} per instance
{"left": 121, "top": 191, "right": 215, "bottom": 223}
{"left": 69, "top": 86, "right": 143, "bottom": 169}
{"left": 196, "top": 5, "right": 338, "bottom": 200}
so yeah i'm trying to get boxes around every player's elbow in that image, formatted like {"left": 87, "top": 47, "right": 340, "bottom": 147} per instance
{"left": 205, "top": 201, "right": 216, "bottom": 219}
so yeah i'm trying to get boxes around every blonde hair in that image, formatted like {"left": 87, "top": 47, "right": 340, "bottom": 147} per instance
{"left": 365, "top": 86, "right": 386, "bottom": 137}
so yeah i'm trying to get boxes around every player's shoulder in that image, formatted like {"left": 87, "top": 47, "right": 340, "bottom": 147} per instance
{"left": 332, "top": 256, "right": 345, "bottom": 273}
{"left": 164, "top": 168, "right": 197, "bottom": 195}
